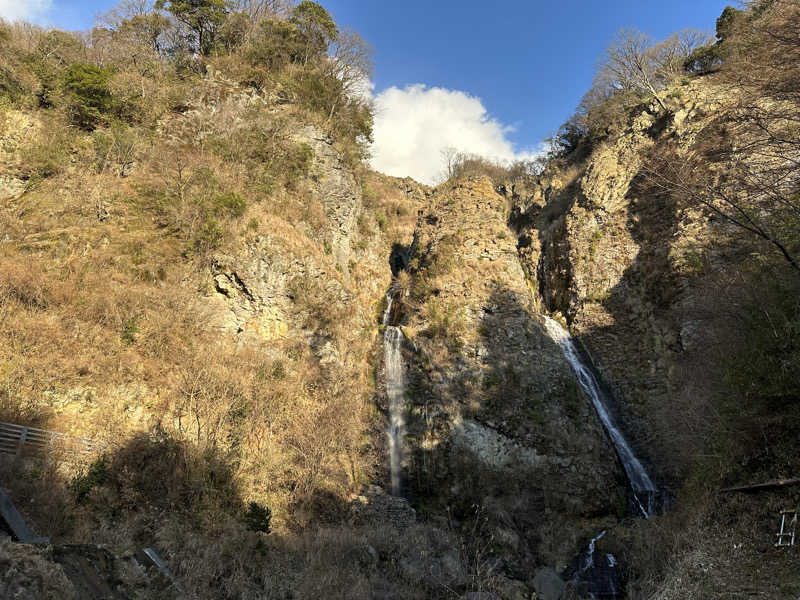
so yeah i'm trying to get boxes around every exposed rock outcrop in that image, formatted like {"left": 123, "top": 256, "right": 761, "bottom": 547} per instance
{"left": 512, "top": 80, "right": 742, "bottom": 485}
{"left": 398, "top": 176, "right": 622, "bottom": 567}
{"left": 293, "top": 125, "right": 362, "bottom": 269}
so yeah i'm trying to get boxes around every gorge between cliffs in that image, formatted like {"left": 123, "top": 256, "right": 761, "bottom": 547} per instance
{"left": 1, "top": 2, "right": 798, "bottom": 598}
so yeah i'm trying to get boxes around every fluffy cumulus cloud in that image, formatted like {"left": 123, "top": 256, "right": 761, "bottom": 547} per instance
{"left": 0, "top": 0, "right": 52, "bottom": 23}
{"left": 369, "top": 84, "right": 539, "bottom": 185}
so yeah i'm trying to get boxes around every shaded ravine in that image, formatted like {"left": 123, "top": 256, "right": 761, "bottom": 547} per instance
{"left": 383, "top": 292, "right": 407, "bottom": 496}
{"left": 543, "top": 316, "right": 658, "bottom": 517}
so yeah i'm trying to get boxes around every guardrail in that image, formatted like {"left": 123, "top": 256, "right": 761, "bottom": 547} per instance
{"left": 0, "top": 422, "right": 106, "bottom": 458}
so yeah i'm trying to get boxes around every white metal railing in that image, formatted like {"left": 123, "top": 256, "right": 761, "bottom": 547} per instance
{"left": 0, "top": 422, "right": 106, "bottom": 458}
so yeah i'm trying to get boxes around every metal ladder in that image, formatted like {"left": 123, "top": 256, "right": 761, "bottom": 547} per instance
{"left": 775, "top": 509, "right": 797, "bottom": 547}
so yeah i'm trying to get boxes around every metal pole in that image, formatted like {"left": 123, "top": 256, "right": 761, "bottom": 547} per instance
{"left": 16, "top": 427, "right": 28, "bottom": 457}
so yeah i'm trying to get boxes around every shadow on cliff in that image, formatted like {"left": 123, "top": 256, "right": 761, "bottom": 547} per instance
{"left": 530, "top": 143, "right": 686, "bottom": 486}
{"left": 402, "top": 284, "right": 623, "bottom": 570}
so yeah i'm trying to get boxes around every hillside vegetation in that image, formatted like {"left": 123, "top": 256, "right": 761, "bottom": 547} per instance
{"left": 0, "top": 0, "right": 798, "bottom": 599}
{"left": 418, "top": 1, "right": 799, "bottom": 596}
{"left": 0, "top": 2, "right": 453, "bottom": 598}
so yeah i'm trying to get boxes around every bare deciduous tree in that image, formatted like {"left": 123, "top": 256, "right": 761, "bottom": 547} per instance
{"left": 440, "top": 146, "right": 463, "bottom": 182}
{"left": 602, "top": 28, "right": 668, "bottom": 110}
{"left": 327, "top": 26, "right": 374, "bottom": 100}
{"left": 651, "top": 28, "right": 714, "bottom": 78}
{"left": 230, "top": 0, "right": 291, "bottom": 21}
{"left": 97, "top": 0, "right": 156, "bottom": 28}
{"left": 644, "top": 1, "right": 800, "bottom": 273}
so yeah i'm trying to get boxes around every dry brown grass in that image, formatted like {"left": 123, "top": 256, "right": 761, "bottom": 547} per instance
{"left": 0, "top": 7, "right": 441, "bottom": 596}
{"left": 0, "top": 538, "right": 77, "bottom": 600}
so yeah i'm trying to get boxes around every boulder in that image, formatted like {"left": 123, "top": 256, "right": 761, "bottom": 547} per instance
{"left": 531, "top": 567, "right": 565, "bottom": 600}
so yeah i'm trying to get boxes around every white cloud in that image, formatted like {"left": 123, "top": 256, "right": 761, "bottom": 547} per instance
{"left": 369, "top": 83, "right": 541, "bottom": 185}
{"left": 0, "top": 0, "right": 52, "bottom": 23}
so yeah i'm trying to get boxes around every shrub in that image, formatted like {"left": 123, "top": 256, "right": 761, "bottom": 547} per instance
{"left": 208, "top": 120, "right": 312, "bottom": 191}
{"left": 62, "top": 63, "right": 113, "bottom": 130}
{"left": 0, "top": 65, "right": 28, "bottom": 108}
{"left": 684, "top": 44, "right": 726, "bottom": 73}
{"left": 0, "top": 261, "right": 51, "bottom": 310}
{"left": 20, "top": 118, "right": 75, "bottom": 180}
{"left": 213, "top": 191, "right": 247, "bottom": 218}
{"left": 100, "top": 432, "right": 241, "bottom": 515}
{"left": 121, "top": 316, "right": 139, "bottom": 344}
{"left": 69, "top": 454, "right": 110, "bottom": 504}
{"left": 247, "top": 19, "right": 307, "bottom": 71}
{"left": 92, "top": 122, "right": 141, "bottom": 175}
{"left": 244, "top": 501, "right": 272, "bottom": 533}
{"left": 281, "top": 142, "right": 314, "bottom": 188}
{"left": 217, "top": 11, "right": 251, "bottom": 52}
{"left": 189, "top": 218, "right": 224, "bottom": 253}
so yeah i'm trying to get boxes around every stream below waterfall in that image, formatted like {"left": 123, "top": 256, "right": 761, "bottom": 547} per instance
{"left": 383, "top": 293, "right": 407, "bottom": 496}
{"left": 544, "top": 317, "right": 660, "bottom": 598}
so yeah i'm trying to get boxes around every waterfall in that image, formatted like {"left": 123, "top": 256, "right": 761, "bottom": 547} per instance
{"left": 543, "top": 317, "right": 657, "bottom": 517}
{"left": 565, "top": 529, "right": 621, "bottom": 599}
{"left": 582, "top": 530, "right": 606, "bottom": 572}
{"left": 383, "top": 293, "right": 407, "bottom": 496}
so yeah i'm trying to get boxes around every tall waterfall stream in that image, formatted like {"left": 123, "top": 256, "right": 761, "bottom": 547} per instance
{"left": 544, "top": 316, "right": 659, "bottom": 598}
{"left": 543, "top": 316, "right": 657, "bottom": 516}
{"left": 383, "top": 293, "right": 406, "bottom": 496}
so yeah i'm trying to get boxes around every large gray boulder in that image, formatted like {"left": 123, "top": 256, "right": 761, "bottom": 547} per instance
{"left": 531, "top": 567, "right": 565, "bottom": 600}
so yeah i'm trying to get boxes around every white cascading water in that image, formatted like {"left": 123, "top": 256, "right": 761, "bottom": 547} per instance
{"left": 383, "top": 293, "right": 407, "bottom": 496}
{"left": 543, "top": 317, "right": 657, "bottom": 517}
{"left": 582, "top": 530, "right": 606, "bottom": 572}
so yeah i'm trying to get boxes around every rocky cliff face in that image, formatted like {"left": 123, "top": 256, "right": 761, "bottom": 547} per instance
{"left": 0, "top": 111, "right": 36, "bottom": 202}
{"left": 395, "top": 176, "right": 622, "bottom": 568}
{"left": 513, "top": 80, "right": 741, "bottom": 486}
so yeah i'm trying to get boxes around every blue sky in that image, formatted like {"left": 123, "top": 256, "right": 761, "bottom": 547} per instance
{"left": 3, "top": 0, "right": 732, "bottom": 182}
{"left": 324, "top": 0, "right": 730, "bottom": 145}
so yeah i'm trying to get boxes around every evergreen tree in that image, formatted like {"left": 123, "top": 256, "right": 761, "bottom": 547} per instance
{"left": 155, "top": 0, "right": 230, "bottom": 55}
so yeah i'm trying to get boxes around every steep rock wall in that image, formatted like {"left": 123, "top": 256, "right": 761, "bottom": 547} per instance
{"left": 514, "top": 81, "right": 732, "bottom": 484}
{"left": 398, "top": 176, "right": 622, "bottom": 567}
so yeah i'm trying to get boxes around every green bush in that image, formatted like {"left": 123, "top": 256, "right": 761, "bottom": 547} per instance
{"left": 155, "top": 0, "right": 229, "bottom": 56}
{"left": 0, "top": 66, "right": 28, "bottom": 108}
{"left": 92, "top": 122, "right": 140, "bottom": 175}
{"left": 62, "top": 63, "right": 113, "bottom": 130}
{"left": 290, "top": 0, "right": 338, "bottom": 61}
{"left": 209, "top": 120, "right": 312, "bottom": 191}
{"left": 190, "top": 218, "right": 224, "bottom": 253}
{"left": 213, "top": 191, "right": 247, "bottom": 218}
{"left": 69, "top": 455, "right": 110, "bottom": 503}
{"left": 247, "top": 19, "right": 307, "bottom": 71}
{"left": 281, "top": 142, "right": 313, "bottom": 189}
{"left": 20, "top": 121, "right": 75, "bottom": 181}
{"left": 684, "top": 44, "right": 726, "bottom": 73}
{"left": 244, "top": 501, "right": 272, "bottom": 533}
{"left": 121, "top": 316, "right": 139, "bottom": 344}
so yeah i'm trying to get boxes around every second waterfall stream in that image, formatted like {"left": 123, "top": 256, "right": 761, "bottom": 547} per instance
{"left": 543, "top": 316, "right": 657, "bottom": 516}
{"left": 383, "top": 293, "right": 406, "bottom": 496}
